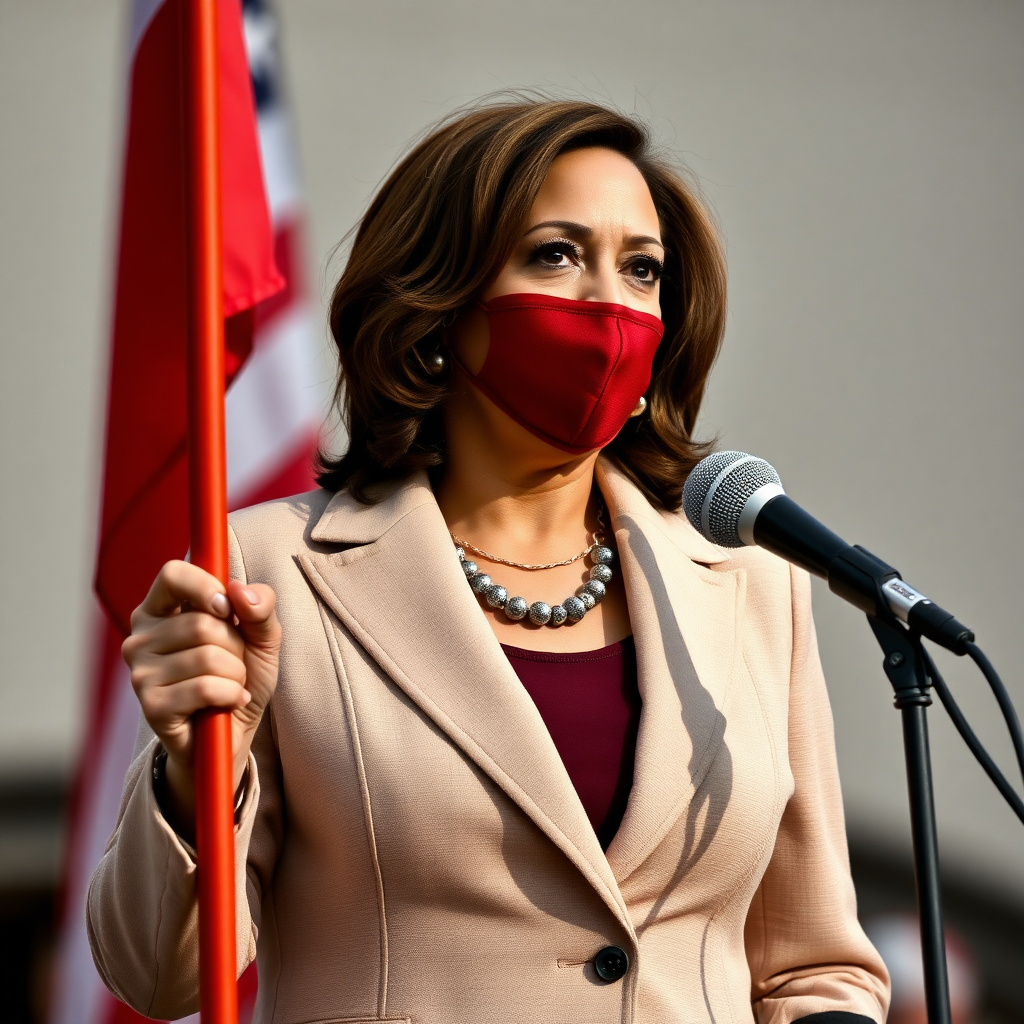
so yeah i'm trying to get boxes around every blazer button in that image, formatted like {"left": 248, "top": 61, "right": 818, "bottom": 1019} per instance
{"left": 593, "top": 945, "right": 629, "bottom": 982}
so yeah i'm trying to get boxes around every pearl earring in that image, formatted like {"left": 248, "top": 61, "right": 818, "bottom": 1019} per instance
{"left": 629, "top": 395, "right": 647, "bottom": 417}
{"left": 427, "top": 351, "right": 447, "bottom": 375}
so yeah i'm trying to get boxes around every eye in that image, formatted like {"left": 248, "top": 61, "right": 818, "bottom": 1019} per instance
{"left": 529, "top": 238, "right": 582, "bottom": 269}
{"left": 624, "top": 253, "right": 664, "bottom": 286}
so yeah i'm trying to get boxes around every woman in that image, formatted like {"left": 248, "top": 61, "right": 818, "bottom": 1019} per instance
{"left": 89, "top": 100, "right": 890, "bottom": 1024}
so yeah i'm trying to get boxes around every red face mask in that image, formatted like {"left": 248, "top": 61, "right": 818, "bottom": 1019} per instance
{"left": 461, "top": 292, "right": 664, "bottom": 454}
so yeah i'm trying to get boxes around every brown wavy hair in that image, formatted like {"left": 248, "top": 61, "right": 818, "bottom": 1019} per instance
{"left": 317, "top": 98, "right": 726, "bottom": 511}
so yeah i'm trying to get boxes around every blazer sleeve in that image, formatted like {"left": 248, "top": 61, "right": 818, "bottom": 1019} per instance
{"left": 744, "top": 565, "right": 891, "bottom": 1024}
{"left": 86, "top": 524, "right": 285, "bottom": 1020}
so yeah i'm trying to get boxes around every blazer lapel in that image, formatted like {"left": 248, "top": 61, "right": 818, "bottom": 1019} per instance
{"left": 595, "top": 461, "right": 741, "bottom": 885}
{"left": 298, "top": 474, "right": 634, "bottom": 937}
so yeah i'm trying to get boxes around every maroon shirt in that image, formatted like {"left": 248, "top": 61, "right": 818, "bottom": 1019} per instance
{"left": 500, "top": 638, "right": 641, "bottom": 850}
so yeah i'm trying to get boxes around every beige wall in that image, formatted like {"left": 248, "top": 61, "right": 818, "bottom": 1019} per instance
{"left": 0, "top": 0, "right": 123, "bottom": 775}
{"left": 1, "top": 0, "right": 1021, "bottom": 898}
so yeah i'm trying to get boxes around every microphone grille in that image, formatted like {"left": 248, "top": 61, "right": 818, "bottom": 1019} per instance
{"left": 683, "top": 451, "right": 782, "bottom": 547}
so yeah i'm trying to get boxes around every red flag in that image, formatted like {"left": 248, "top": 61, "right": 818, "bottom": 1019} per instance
{"left": 95, "top": 0, "right": 283, "bottom": 633}
{"left": 49, "top": 2, "right": 322, "bottom": 1022}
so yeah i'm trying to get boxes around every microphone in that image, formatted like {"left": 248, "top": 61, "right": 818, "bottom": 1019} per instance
{"left": 682, "top": 451, "right": 974, "bottom": 654}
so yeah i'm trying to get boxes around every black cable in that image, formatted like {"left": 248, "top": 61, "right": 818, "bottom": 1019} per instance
{"left": 918, "top": 644, "right": 1024, "bottom": 826}
{"left": 964, "top": 640, "right": 1024, "bottom": 787}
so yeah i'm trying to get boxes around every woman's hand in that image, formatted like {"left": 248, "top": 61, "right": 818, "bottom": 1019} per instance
{"left": 121, "top": 560, "right": 281, "bottom": 837}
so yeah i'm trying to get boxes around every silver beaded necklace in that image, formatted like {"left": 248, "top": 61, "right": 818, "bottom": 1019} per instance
{"left": 452, "top": 505, "right": 615, "bottom": 627}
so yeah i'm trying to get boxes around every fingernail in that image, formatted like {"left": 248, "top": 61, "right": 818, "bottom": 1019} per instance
{"left": 210, "top": 593, "right": 230, "bottom": 616}
{"left": 242, "top": 587, "right": 260, "bottom": 606}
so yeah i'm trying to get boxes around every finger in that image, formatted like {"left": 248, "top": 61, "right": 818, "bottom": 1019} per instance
{"left": 123, "top": 610, "right": 243, "bottom": 665}
{"left": 142, "top": 675, "right": 252, "bottom": 723}
{"left": 138, "top": 609, "right": 246, "bottom": 659}
{"left": 135, "top": 644, "right": 247, "bottom": 690}
{"left": 227, "top": 581, "right": 282, "bottom": 650}
{"left": 135, "top": 560, "right": 231, "bottom": 623}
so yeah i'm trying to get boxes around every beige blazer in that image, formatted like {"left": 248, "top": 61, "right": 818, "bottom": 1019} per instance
{"left": 88, "top": 459, "right": 890, "bottom": 1024}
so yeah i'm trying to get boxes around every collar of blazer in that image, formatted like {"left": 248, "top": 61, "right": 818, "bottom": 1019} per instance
{"left": 297, "top": 457, "right": 742, "bottom": 932}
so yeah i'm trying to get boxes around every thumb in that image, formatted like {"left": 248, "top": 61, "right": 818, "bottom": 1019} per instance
{"left": 227, "top": 580, "right": 281, "bottom": 650}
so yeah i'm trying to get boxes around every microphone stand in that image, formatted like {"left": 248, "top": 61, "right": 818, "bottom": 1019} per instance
{"left": 866, "top": 615, "right": 952, "bottom": 1024}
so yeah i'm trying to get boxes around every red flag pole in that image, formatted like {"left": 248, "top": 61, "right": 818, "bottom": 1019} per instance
{"left": 183, "top": 0, "right": 238, "bottom": 1021}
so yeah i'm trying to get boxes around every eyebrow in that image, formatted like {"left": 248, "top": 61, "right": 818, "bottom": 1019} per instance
{"left": 524, "top": 219, "right": 664, "bottom": 250}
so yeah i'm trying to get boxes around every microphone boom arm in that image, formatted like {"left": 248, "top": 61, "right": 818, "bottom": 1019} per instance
{"left": 753, "top": 495, "right": 975, "bottom": 654}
